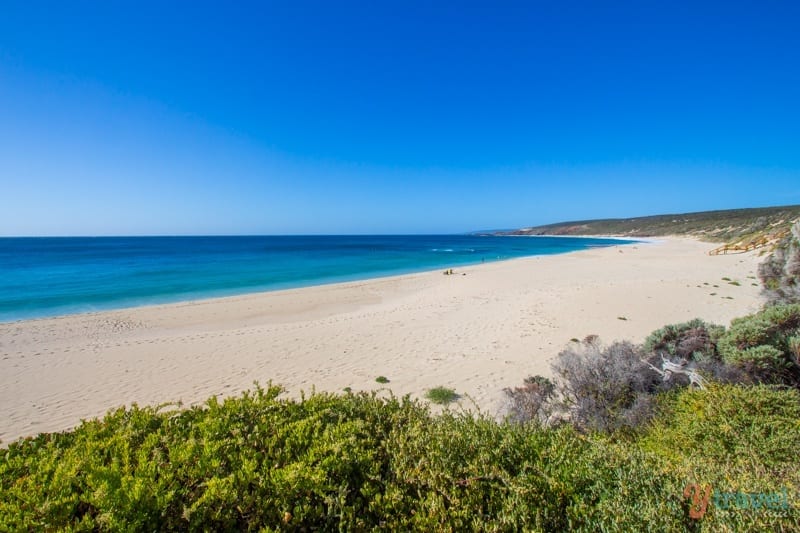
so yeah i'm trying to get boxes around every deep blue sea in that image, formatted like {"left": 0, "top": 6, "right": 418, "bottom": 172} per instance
{"left": 0, "top": 235, "right": 630, "bottom": 322}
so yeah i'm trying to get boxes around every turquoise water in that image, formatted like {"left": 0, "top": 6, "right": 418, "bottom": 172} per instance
{"left": 0, "top": 235, "right": 631, "bottom": 322}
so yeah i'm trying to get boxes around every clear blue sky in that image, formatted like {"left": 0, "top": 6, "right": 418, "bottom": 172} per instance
{"left": 1, "top": 1, "right": 798, "bottom": 235}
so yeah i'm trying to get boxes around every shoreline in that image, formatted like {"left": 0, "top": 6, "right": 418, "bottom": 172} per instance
{"left": 0, "top": 236, "right": 764, "bottom": 444}
{"left": 0, "top": 235, "right": 636, "bottom": 325}
{"left": 507, "top": 233, "right": 652, "bottom": 241}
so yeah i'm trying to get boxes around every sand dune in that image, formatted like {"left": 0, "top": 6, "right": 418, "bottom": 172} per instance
{"left": 0, "top": 237, "right": 764, "bottom": 444}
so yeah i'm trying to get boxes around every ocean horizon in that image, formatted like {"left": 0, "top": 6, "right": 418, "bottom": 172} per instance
{"left": 0, "top": 235, "right": 632, "bottom": 322}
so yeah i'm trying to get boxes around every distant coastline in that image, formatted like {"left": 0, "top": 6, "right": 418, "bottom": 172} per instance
{"left": 505, "top": 233, "right": 650, "bottom": 241}
{"left": 497, "top": 204, "right": 800, "bottom": 240}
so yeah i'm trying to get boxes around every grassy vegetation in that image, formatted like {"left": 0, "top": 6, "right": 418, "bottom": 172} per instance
{"left": 501, "top": 204, "right": 800, "bottom": 242}
{"left": 425, "top": 386, "right": 459, "bottom": 405}
{"left": 375, "top": 376, "right": 390, "bottom": 384}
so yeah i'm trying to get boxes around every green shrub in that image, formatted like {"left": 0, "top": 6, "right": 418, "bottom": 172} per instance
{"left": 718, "top": 304, "right": 800, "bottom": 385}
{"left": 386, "top": 412, "right": 691, "bottom": 531}
{"left": 641, "top": 384, "right": 800, "bottom": 474}
{"left": 644, "top": 318, "right": 752, "bottom": 385}
{"left": 425, "top": 386, "right": 459, "bottom": 405}
{"left": 0, "top": 385, "right": 425, "bottom": 531}
{"left": 637, "top": 385, "right": 800, "bottom": 530}
{"left": 735, "top": 345, "right": 792, "bottom": 381}
{"left": 375, "top": 376, "right": 390, "bottom": 384}
{"left": 643, "top": 318, "right": 725, "bottom": 362}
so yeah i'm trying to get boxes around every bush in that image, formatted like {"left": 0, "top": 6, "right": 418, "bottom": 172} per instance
{"left": 640, "top": 384, "right": 800, "bottom": 486}
{"left": 643, "top": 319, "right": 725, "bottom": 362}
{"left": 503, "top": 375, "right": 556, "bottom": 425}
{"left": 1, "top": 384, "right": 423, "bottom": 530}
{"left": 642, "top": 319, "right": 751, "bottom": 385}
{"left": 791, "top": 336, "right": 800, "bottom": 360}
{"left": 553, "top": 340, "right": 663, "bottom": 433}
{"left": 692, "top": 357, "right": 751, "bottom": 385}
{"left": 734, "top": 345, "right": 792, "bottom": 383}
{"left": 425, "top": 386, "right": 459, "bottom": 405}
{"left": 759, "top": 221, "right": 800, "bottom": 305}
{"left": 386, "top": 411, "right": 692, "bottom": 531}
{"left": 506, "top": 325, "right": 749, "bottom": 433}
{"left": 630, "top": 385, "right": 800, "bottom": 531}
{"left": 717, "top": 304, "right": 800, "bottom": 385}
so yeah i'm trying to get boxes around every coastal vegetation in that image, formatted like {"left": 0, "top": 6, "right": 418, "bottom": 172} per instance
{"left": 760, "top": 221, "right": 800, "bottom": 305}
{"left": 503, "top": 204, "right": 800, "bottom": 242}
{"left": 505, "top": 304, "right": 800, "bottom": 432}
{"left": 1, "top": 383, "right": 798, "bottom": 530}
{"left": 424, "top": 386, "right": 459, "bottom": 405}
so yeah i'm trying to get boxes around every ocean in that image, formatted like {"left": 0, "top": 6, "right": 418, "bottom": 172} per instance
{"left": 0, "top": 235, "right": 631, "bottom": 322}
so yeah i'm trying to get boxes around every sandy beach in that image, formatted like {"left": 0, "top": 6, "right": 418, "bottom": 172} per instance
{"left": 0, "top": 237, "right": 764, "bottom": 444}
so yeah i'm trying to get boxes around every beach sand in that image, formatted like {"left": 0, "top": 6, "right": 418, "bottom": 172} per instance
{"left": 0, "top": 237, "right": 764, "bottom": 444}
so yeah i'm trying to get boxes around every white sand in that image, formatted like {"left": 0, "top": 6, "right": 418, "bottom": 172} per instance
{"left": 0, "top": 237, "right": 764, "bottom": 444}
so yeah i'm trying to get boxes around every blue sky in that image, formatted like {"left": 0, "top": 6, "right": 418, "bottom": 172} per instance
{"left": 1, "top": 1, "right": 798, "bottom": 235}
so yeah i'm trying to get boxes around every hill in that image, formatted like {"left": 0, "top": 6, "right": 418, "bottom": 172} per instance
{"left": 501, "top": 204, "right": 800, "bottom": 243}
